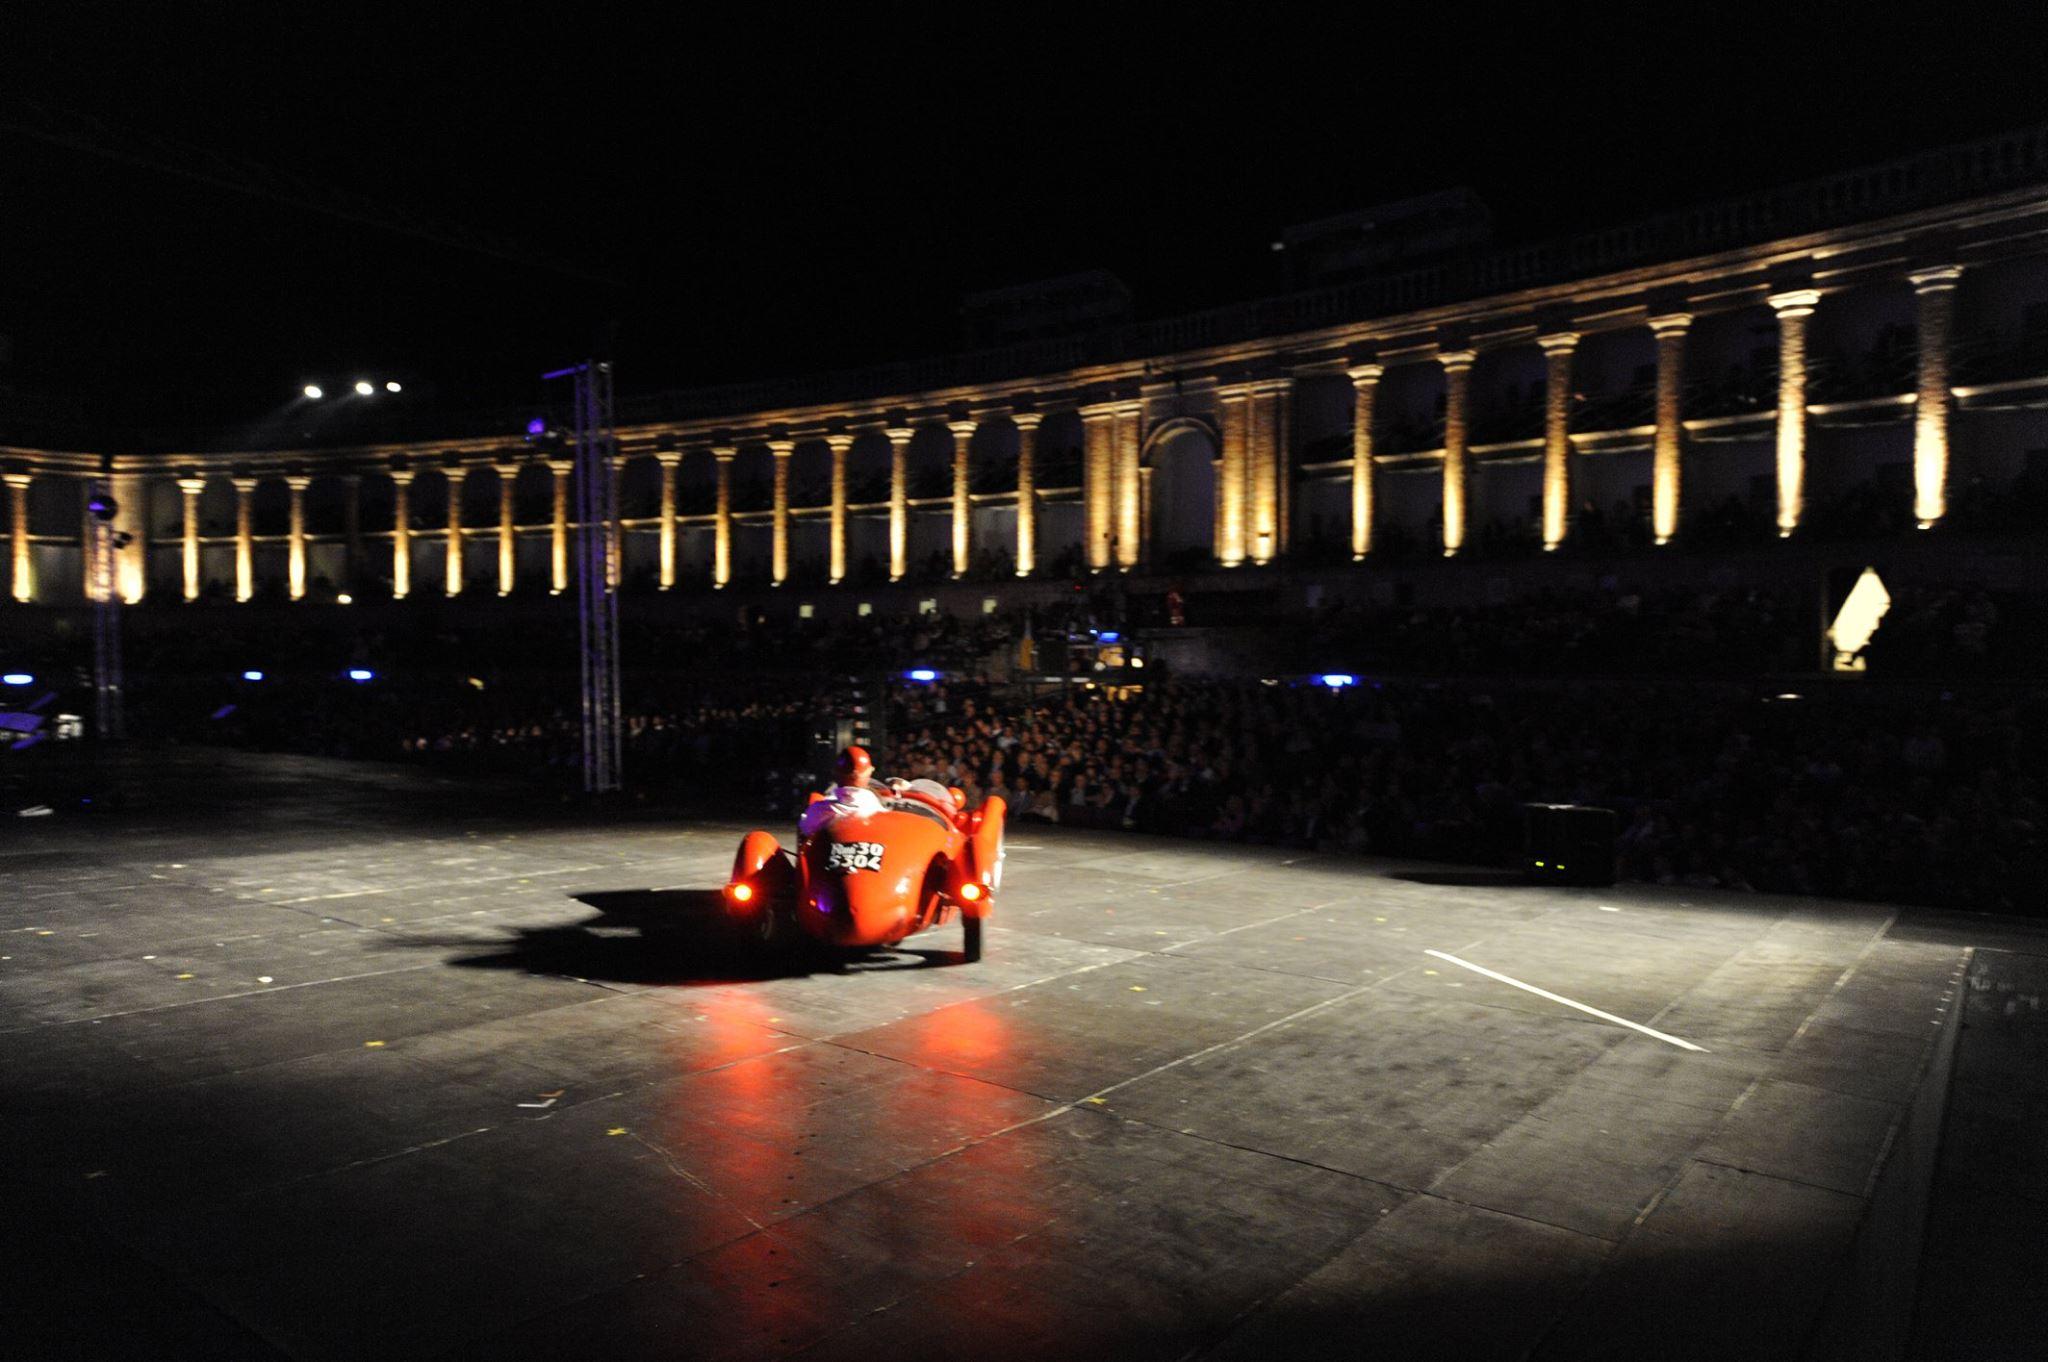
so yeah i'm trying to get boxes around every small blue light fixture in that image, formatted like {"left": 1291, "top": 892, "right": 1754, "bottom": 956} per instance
{"left": 526, "top": 417, "right": 547, "bottom": 437}
{"left": 347, "top": 668, "right": 374, "bottom": 683}
{"left": 2, "top": 672, "right": 32, "bottom": 686}
{"left": 1320, "top": 673, "right": 1356, "bottom": 689}
{"left": 1096, "top": 631, "right": 1121, "bottom": 643}
{"left": 905, "top": 668, "right": 938, "bottom": 683}
{"left": 242, "top": 670, "right": 265, "bottom": 682}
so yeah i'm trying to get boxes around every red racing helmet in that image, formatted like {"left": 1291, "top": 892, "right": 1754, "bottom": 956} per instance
{"left": 834, "top": 745, "right": 874, "bottom": 787}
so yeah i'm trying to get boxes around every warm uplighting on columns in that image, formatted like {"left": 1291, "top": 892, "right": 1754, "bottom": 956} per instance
{"left": 712, "top": 445, "right": 736, "bottom": 589}
{"left": 497, "top": 464, "right": 517, "bottom": 596}
{"left": 1346, "top": 364, "right": 1382, "bottom": 559}
{"left": 176, "top": 475, "right": 204, "bottom": 602}
{"left": 1649, "top": 313, "right": 1692, "bottom": 545}
{"left": 444, "top": 466, "right": 466, "bottom": 597}
{"left": 886, "top": 428, "right": 911, "bottom": 581}
{"left": 1439, "top": 351, "right": 1475, "bottom": 557}
{"left": 1113, "top": 404, "right": 1143, "bottom": 571}
{"left": 946, "top": 421, "right": 975, "bottom": 578}
{"left": 547, "top": 460, "right": 571, "bottom": 594}
{"left": 231, "top": 476, "right": 258, "bottom": 602}
{"left": 1217, "top": 387, "right": 1248, "bottom": 566}
{"left": 1535, "top": 335, "right": 1577, "bottom": 552}
{"left": 656, "top": 451, "right": 681, "bottom": 589}
{"left": 1248, "top": 380, "right": 1287, "bottom": 565}
{"left": 285, "top": 475, "right": 311, "bottom": 601}
{"left": 389, "top": 469, "right": 414, "bottom": 600}
{"left": 1910, "top": 265, "right": 1964, "bottom": 528}
{"left": 6, "top": 472, "right": 32, "bottom": 603}
{"left": 1768, "top": 289, "right": 1821, "bottom": 538}
{"left": 1080, "top": 406, "right": 1115, "bottom": 572}
{"left": 1012, "top": 413, "right": 1040, "bottom": 577}
{"left": 768, "top": 438, "right": 794, "bottom": 585}
{"left": 825, "top": 435, "right": 851, "bottom": 584}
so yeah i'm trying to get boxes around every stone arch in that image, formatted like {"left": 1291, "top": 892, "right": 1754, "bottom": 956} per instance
{"left": 1141, "top": 417, "right": 1219, "bottom": 569}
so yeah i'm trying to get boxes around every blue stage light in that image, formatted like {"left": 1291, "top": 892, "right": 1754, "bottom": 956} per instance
{"left": 348, "top": 669, "right": 374, "bottom": 682}
{"left": 2, "top": 673, "right": 32, "bottom": 686}
{"left": 906, "top": 668, "right": 937, "bottom": 683}
{"left": 242, "top": 670, "right": 265, "bottom": 682}
{"left": 1320, "top": 674, "right": 1356, "bottom": 689}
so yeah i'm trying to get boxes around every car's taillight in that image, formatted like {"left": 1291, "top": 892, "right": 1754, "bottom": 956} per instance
{"left": 727, "top": 881, "right": 754, "bottom": 903}
{"left": 959, "top": 882, "right": 983, "bottom": 902}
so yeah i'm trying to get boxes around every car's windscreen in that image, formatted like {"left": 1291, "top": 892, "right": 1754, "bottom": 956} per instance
{"left": 881, "top": 799, "right": 954, "bottom": 832}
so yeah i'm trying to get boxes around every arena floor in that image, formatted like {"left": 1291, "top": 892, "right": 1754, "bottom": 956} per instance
{"left": 1, "top": 751, "right": 2029, "bottom": 1361}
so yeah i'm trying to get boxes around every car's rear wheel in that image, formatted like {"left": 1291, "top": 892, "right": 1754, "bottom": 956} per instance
{"left": 748, "top": 897, "right": 792, "bottom": 953}
{"left": 962, "top": 914, "right": 983, "bottom": 963}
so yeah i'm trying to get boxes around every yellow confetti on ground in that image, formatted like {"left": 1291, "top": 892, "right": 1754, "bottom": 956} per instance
{"left": 1129, "top": 986, "right": 1146, "bottom": 992}
{"left": 175, "top": 973, "right": 195, "bottom": 980}
{"left": 35, "top": 930, "right": 54, "bottom": 936}
{"left": 1375, "top": 917, "right": 1387, "bottom": 923}
{"left": 606, "top": 1127, "right": 628, "bottom": 1136}
{"left": 1084, "top": 1097, "right": 1107, "bottom": 1105}
{"left": 364, "top": 1040, "right": 386, "bottom": 1048}
{"left": 1423, "top": 969, "right": 1439, "bottom": 976}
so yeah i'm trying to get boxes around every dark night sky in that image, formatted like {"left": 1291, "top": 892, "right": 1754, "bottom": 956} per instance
{"left": 5, "top": 5, "right": 2047, "bottom": 447}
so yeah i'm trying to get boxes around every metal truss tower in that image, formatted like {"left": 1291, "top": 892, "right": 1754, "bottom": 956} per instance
{"left": 546, "top": 360, "right": 623, "bottom": 794}
{"left": 87, "top": 472, "right": 126, "bottom": 741}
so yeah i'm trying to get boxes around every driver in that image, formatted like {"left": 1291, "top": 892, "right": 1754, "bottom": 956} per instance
{"left": 798, "top": 744, "right": 885, "bottom": 837}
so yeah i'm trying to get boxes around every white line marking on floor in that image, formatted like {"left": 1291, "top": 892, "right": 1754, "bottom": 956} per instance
{"left": 1423, "top": 950, "right": 1708, "bottom": 1052}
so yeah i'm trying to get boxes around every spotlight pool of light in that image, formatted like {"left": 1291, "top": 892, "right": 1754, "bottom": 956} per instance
{"left": 384, "top": 381, "right": 402, "bottom": 393}
{"left": 242, "top": 670, "right": 265, "bottom": 682}
{"left": 1320, "top": 673, "right": 1357, "bottom": 689}
{"left": 2, "top": 673, "right": 32, "bottom": 686}
{"left": 348, "top": 669, "right": 374, "bottom": 682}
{"left": 354, "top": 380, "right": 375, "bottom": 396}
{"left": 906, "top": 668, "right": 938, "bottom": 683}
{"left": 303, "top": 384, "right": 324, "bottom": 400}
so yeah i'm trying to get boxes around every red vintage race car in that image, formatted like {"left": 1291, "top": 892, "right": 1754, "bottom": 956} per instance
{"left": 725, "top": 779, "right": 1006, "bottom": 961}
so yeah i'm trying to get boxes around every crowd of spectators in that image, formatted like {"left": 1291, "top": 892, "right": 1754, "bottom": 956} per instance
{"left": 886, "top": 677, "right": 2043, "bottom": 914}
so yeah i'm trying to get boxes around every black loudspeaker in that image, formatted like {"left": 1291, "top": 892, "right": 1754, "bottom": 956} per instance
{"left": 1522, "top": 803, "right": 1618, "bottom": 887}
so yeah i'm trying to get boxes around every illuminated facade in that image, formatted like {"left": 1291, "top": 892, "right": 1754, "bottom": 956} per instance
{"left": 5, "top": 127, "right": 2048, "bottom": 607}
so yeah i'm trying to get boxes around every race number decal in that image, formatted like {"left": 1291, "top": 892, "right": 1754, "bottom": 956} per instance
{"left": 827, "top": 841, "right": 885, "bottom": 874}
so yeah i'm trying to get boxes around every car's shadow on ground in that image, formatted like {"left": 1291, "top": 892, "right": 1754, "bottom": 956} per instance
{"left": 425, "top": 887, "right": 967, "bottom": 986}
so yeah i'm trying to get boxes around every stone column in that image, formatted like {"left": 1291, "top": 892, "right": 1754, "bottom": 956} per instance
{"left": 712, "top": 445, "right": 736, "bottom": 588}
{"left": 768, "top": 438, "right": 794, "bottom": 585}
{"left": 548, "top": 460, "right": 571, "bottom": 593}
{"left": 1138, "top": 465, "right": 1155, "bottom": 567}
{"left": 342, "top": 474, "right": 361, "bottom": 596}
{"left": 1346, "top": 365, "right": 1383, "bottom": 559}
{"left": 826, "top": 435, "right": 851, "bottom": 584}
{"left": 177, "top": 476, "right": 204, "bottom": 601}
{"left": 1910, "top": 265, "right": 1964, "bottom": 528}
{"left": 444, "top": 465, "right": 466, "bottom": 597}
{"left": 657, "top": 451, "right": 681, "bottom": 589}
{"left": 1217, "top": 386, "right": 1249, "bottom": 566}
{"left": 1536, "top": 334, "right": 1579, "bottom": 551}
{"left": 232, "top": 475, "right": 258, "bottom": 602}
{"left": 1080, "top": 406, "right": 1116, "bottom": 572}
{"left": 286, "top": 475, "right": 311, "bottom": 601}
{"left": 1649, "top": 313, "right": 1692, "bottom": 545}
{"left": 497, "top": 464, "right": 517, "bottom": 596}
{"left": 1768, "top": 289, "right": 1822, "bottom": 537}
{"left": 886, "top": 428, "right": 911, "bottom": 581}
{"left": 6, "top": 472, "right": 32, "bottom": 603}
{"left": 1439, "top": 350, "right": 1476, "bottom": 556}
{"left": 389, "top": 469, "right": 414, "bottom": 599}
{"left": 1114, "top": 404, "right": 1143, "bottom": 571}
{"left": 947, "top": 421, "right": 975, "bottom": 578}
{"left": 1012, "top": 413, "right": 1040, "bottom": 577}
{"left": 1248, "top": 381, "right": 1288, "bottom": 565}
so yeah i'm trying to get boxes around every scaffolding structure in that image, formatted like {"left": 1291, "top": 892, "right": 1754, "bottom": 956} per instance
{"left": 545, "top": 360, "right": 623, "bottom": 793}
{"left": 87, "top": 472, "right": 126, "bottom": 741}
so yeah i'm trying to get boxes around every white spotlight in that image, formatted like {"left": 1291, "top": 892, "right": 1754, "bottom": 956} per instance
{"left": 303, "top": 385, "right": 324, "bottom": 400}
{"left": 354, "top": 380, "right": 375, "bottom": 396}
{"left": 385, "top": 381, "right": 402, "bottom": 393}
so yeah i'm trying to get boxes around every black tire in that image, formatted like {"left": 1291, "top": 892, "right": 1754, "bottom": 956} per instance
{"left": 962, "top": 914, "right": 983, "bottom": 963}
{"left": 748, "top": 898, "right": 792, "bottom": 953}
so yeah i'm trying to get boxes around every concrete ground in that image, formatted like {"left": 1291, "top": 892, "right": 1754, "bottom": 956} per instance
{"left": 0, "top": 750, "right": 2032, "bottom": 1361}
